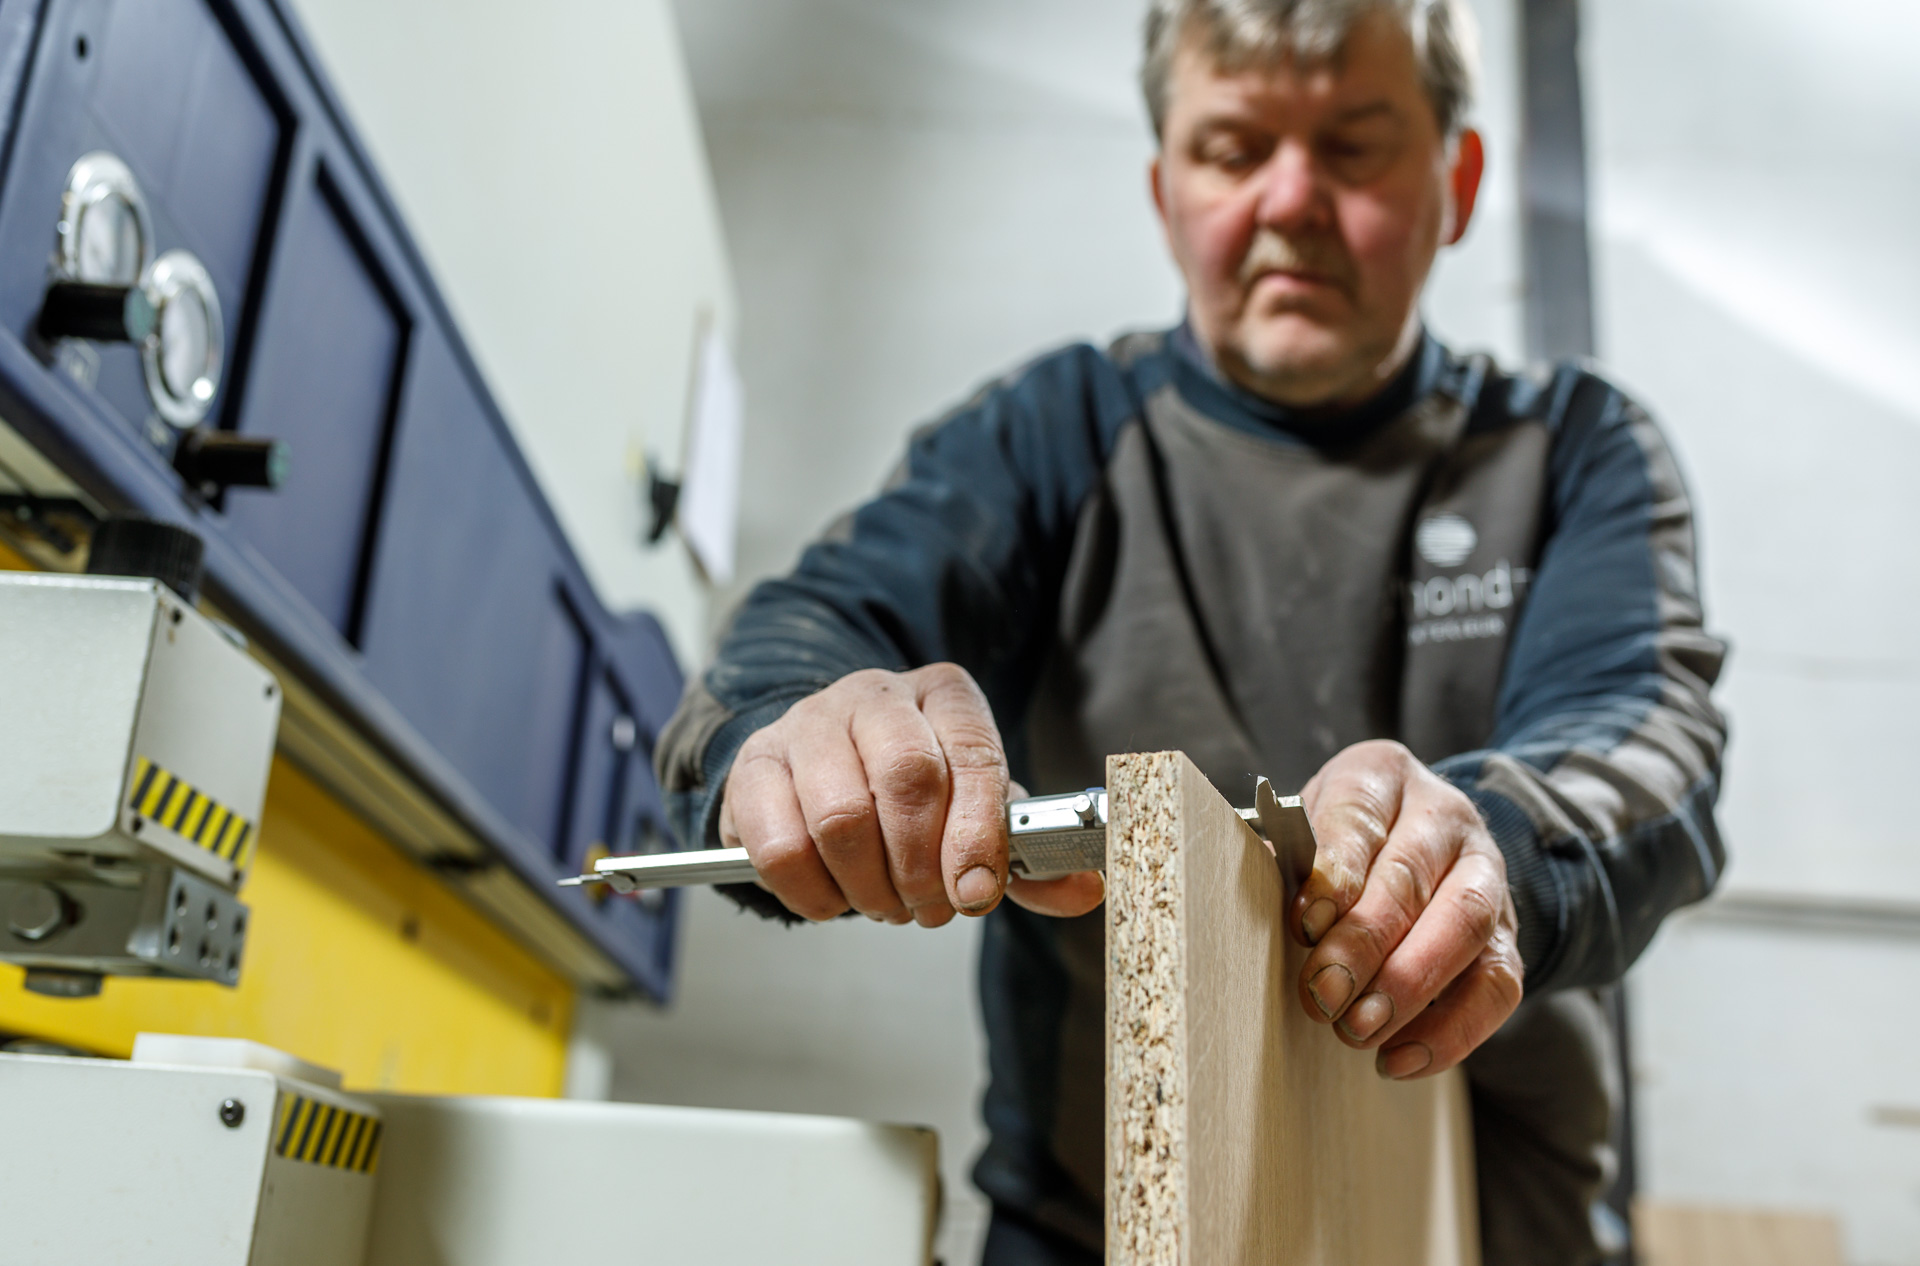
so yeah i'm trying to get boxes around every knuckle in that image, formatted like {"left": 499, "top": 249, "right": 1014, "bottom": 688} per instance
{"left": 1375, "top": 739, "right": 1416, "bottom": 767}
{"left": 732, "top": 735, "right": 787, "bottom": 774}
{"left": 754, "top": 832, "right": 819, "bottom": 880}
{"left": 872, "top": 744, "right": 948, "bottom": 804}
{"left": 1330, "top": 798, "right": 1390, "bottom": 842}
{"left": 1347, "top": 915, "right": 1396, "bottom": 967}
{"left": 809, "top": 798, "right": 876, "bottom": 855}
{"left": 890, "top": 851, "right": 948, "bottom": 900}
{"left": 1349, "top": 738, "right": 1410, "bottom": 766}
{"left": 915, "top": 662, "right": 974, "bottom": 692}
{"left": 939, "top": 731, "right": 1005, "bottom": 771}
{"left": 1377, "top": 856, "right": 1432, "bottom": 923}
{"left": 842, "top": 667, "right": 899, "bottom": 695}
{"left": 1443, "top": 796, "right": 1486, "bottom": 842}
{"left": 1438, "top": 779, "right": 1475, "bottom": 816}
{"left": 1453, "top": 882, "right": 1503, "bottom": 947}
{"left": 1486, "top": 952, "right": 1525, "bottom": 1013}
{"left": 785, "top": 687, "right": 839, "bottom": 726}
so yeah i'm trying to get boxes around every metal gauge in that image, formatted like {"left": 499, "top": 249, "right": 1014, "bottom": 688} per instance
{"left": 57, "top": 152, "right": 152, "bottom": 286}
{"left": 139, "top": 251, "right": 224, "bottom": 428}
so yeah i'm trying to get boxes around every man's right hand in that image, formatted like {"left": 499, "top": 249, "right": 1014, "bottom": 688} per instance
{"left": 718, "top": 663, "right": 1106, "bottom": 927}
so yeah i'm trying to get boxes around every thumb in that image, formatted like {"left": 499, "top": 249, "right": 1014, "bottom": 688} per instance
{"left": 1006, "top": 872, "right": 1105, "bottom": 918}
{"left": 1003, "top": 780, "right": 1104, "bottom": 916}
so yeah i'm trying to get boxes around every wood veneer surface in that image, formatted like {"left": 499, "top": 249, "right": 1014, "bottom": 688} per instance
{"left": 1635, "top": 1202, "right": 1845, "bottom": 1266}
{"left": 1106, "top": 750, "right": 1479, "bottom": 1266}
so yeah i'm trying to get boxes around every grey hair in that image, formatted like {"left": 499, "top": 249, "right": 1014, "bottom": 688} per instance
{"left": 1141, "top": 0, "right": 1480, "bottom": 140}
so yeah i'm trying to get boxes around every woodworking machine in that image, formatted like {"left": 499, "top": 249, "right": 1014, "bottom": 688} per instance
{"left": 0, "top": 520, "right": 280, "bottom": 999}
{"left": 564, "top": 777, "right": 1319, "bottom": 894}
{"left": 0, "top": 516, "right": 943, "bottom": 1265}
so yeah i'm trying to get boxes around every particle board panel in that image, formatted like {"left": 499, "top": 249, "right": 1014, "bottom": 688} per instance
{"left": 1106, "top": 750, "right": 1478, "bottom": 1266}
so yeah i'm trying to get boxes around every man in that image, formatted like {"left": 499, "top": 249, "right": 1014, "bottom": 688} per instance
{"left": 657, "top": 1, "right": 1728, "bottom": 1262}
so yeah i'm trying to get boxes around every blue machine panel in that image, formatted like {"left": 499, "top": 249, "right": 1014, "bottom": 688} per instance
{"left": 565, "top": 670, "right": 633, "bottom": 869}
{"left": 0, "top": 0, "right": 685, "bottom": 998}
{"left": 225, "top": 167, "right": 405, "bottom": 637}
{"left": 358, "top": 332, "right": 593, "bottom": 855}
{"left": 90, "top": 0, "right": 284, "bottom": 307}
{"left": 0, "top": 0, "right": 288, "bottom": 433}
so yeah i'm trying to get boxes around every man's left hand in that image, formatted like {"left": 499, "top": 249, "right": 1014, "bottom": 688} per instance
{"left": 1289, "top": 740, "right": 1524, "bottom": 1079}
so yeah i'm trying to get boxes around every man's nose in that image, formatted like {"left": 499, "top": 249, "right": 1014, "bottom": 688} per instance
{"left": 1252, "top": 140, "right": 1329, "bottom": 232}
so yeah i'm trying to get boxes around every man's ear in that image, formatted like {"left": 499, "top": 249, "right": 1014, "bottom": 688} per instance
{"left": 1443, "top": 128, "right": 1485, "bottom": 246}
{"left": 1150, "top": 152, "right": 1169, "bottom": 229}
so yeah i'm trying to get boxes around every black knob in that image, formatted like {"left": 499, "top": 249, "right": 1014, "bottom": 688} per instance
{"left": 86, "top": 517, "right": 205, "bottom": 603}
{"left": 173, "top": 429, "right": 289, "bottom": 495}
{"left": 37, "top": 281, "right": 155, "bottom": 343}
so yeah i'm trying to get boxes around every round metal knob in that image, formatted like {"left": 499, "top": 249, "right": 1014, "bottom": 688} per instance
{"left": 57, "top": 152, "right": 153, "bottom": 287}
{"left": 140, "top": 250, "right": 223, "bottom": 429}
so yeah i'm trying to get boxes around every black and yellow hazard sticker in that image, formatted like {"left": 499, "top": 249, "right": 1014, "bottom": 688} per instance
{"left": 127, "top": 756, "right": 256, "bottom": 870}
{"left": 273, "top": 1093, "right": 383, "bottom": 1175}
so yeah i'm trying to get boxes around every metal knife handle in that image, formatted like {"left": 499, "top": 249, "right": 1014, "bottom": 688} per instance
{"left": 563, "top": 788, "right": 1112, "bottom": 893}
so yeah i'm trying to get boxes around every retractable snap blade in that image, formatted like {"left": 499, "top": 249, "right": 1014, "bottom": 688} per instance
{"left": 561, "top": 783, "right": 1315, "bottom": 894}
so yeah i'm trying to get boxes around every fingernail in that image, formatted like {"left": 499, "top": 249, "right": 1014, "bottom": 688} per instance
{"left": 1307, "top": 964, "right": 1355, "bottom": 1018}
{"left": 1377, "top": 1043, "right": 1433, "bottom": 1080}
{"left": 1341, "top": 992, "right": 1396, "bottom": 1042}
{"left": 955, "top": 865, "right": 1002, "bottom": 911}
{"left": 1301, "top": 898, "right": 1336, "bottom": 945}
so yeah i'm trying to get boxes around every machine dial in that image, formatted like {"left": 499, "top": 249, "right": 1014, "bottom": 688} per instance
{"left": 57, "top": 152, "right": 152, "bottom": 286}
{"left": 138, "top": 250, "right": 224, "bottom": 428}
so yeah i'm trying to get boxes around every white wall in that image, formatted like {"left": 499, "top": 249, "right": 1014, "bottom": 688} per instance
{"left": 285, "top": 0, "right": 737, "bottom": 665}
{"left": 1586, "top": 1, "right": 1920, "bottom": 1260}
{"left": 610, "top": 3, "right": 1524, "bottom": 1261}
{"left": 270, "top": 0, "right": 1920, "bottom": 1259}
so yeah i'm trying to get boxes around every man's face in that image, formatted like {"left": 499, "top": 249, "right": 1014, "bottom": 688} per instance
{"left": 1152, "top": 12, "right": 1483, "bottom": 408}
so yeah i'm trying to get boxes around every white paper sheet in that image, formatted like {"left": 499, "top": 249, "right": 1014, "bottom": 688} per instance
{"left": 678, "top": 327, "right": 744, "bottom": 585}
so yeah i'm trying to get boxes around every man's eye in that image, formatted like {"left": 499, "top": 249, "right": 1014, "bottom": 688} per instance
{"left": 1320, "top": 136, "right": 1397, "bottom": 180}
{"left": 1201, "top": 141, "right": 1261, "bottom": 172}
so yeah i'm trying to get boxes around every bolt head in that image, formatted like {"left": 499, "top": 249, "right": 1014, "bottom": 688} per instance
{"left": 219, "top": 1098, "right": 245, "bottom": 1128}
{"left": 7, "top": 884, "right": 68, "bottom": 943}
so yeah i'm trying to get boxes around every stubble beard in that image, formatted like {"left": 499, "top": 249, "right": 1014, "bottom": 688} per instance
{"left": 1215, "top": 227, "right": 1416, "bottom": 408}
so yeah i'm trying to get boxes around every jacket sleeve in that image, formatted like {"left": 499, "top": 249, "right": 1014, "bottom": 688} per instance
{"left": 1435, "top": 371, "right": 1729, "bottom": 993}
{"left": 653, "top": 344, "right": 1138, "bottom": 899}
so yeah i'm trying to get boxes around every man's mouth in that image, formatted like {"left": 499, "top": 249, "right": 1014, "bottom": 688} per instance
{"left": 1248, "top": 268, "right": 1346, "bottom": 304}
{"left": 1237, "top": 230, "right": 1352, "bottom": 299}
{"left": 1254, "top": 268, "right": 1336, "bottom": 288}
